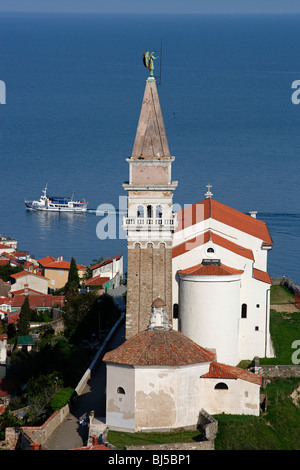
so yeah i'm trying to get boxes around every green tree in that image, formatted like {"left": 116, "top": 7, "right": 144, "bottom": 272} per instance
{"left": 98, "top": 293, "right": 121, "bottom": 331}
{"left": 17, "top": 296, "right": 32, "bottom": 335}
{"left": 64, "top": 257, "right": 80, "bottom": 295}
{"left": 0, "top": 410, "right": 23, "bottom": 441}
{"left": 62, "top": 291, "right": 99, "bottom": 341}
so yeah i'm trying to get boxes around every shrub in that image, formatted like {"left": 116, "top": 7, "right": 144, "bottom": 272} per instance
{"left": 49, "top": 387, "right": 75, "bottom": 412}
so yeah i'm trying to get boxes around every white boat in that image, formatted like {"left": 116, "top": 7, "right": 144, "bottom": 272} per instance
{"left": 25, "top": 186, "right": 88, "bottom": 212}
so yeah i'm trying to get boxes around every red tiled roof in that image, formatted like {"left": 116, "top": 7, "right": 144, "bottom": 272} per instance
{"left": 0, "top": 244, "right": 14, "bottom": 250}
{"left": 85, "top": 276, "right": 110, "bottom": 286}
{"left": 178, "top": 263, "right": 243, "bottom": 276}
{"left": 10, "top": 270, "right": 48, "bottom": 280}
{"left": 10, "top": 294, "right": 65, "bottom": 309}
{"left": 12, "top": 288, "right": 44, "bottom": 295}
{"left": 0, "top": 260, "right": 10, "bottom": 266}
{"left": 6, "top": 310, "right": 20, "bottom": 324}
{"left": 38, "top": 256, "right": 57, "bottom": 267}
{"left": 104, "top": 329, "right": 215, "bottom": 367}
{"left": 175, "top": 198, "right": 273, "bottom": 246}
{"left": 44, "top": 260, "right": 86, "bottom": 270}
{"left": 253, "top": 268, "right": 272, "bottom": 284}
{"left": 91, "top": 254, "right": 122, "bottom": 271}
{"left": 172, "top": 230, "right": 254, "bottom": 260}
{"left": 0, "top": 379, "right": 15, "bottom": 398}
{"left": 202, "top": 361, "right": 262, "bottom": 385}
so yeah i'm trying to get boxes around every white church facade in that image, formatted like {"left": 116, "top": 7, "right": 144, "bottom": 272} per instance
{"left": 172, "top": 194, "right": 274, "bottom": 365}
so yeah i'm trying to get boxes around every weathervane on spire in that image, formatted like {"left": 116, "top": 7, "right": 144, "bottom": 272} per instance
{"left": 143, "top": 50, "right": 158, "bottom": 77}
{"left": 205, "top": 184, "right": 213, "bottom": 199}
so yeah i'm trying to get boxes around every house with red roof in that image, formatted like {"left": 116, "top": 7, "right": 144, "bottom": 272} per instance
{"left": 38, "top": 256, "right": 86, "bottom": 289}
{"left": 89, "top": 254, "right": 123, "bottom": 290}
{"left": 10, "top": 271, "right": 49, "bottom": 295}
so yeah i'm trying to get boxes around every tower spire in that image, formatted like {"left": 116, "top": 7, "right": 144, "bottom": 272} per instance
{"left": 123, "top": 72, "right": 177, "bottom": 339}
{"left": 131, "top": 77, "right": 170, "bottom": 160}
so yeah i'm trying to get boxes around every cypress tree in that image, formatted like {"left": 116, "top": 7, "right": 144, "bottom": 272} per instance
{"left": 17, "top": 296, "right": 31, "bottom": 335}
{"left": 65, "top": 257, "right": 80, "bottom": 295}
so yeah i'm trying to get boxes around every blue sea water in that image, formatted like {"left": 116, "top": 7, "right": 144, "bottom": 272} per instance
{"left": 0, "top": 13, "right": 299, "bottom": 282}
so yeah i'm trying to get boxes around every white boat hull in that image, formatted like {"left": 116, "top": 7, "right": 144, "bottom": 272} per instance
{"left": 25, "top": 186, "right": 88, "bottom": 213}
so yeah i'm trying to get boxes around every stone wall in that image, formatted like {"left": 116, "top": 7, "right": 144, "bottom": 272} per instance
{"left": 253, "top": 357, "right": 300, "bottom": 380}
{"left": 104, "top": 409, "right": 217, "bottom": 451}
{"left": 256, "top": 365, "right": 300, "bottom": 379}
{"left": 4, "top": 404, "right": 70, "bottom": 450}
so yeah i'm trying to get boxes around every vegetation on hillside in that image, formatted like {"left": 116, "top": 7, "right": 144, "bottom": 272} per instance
{"left": 0, "top": 283, "right": 121, "bottom": 434}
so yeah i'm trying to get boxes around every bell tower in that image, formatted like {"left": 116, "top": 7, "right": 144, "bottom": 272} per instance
{"left": 123, "top": 76, "right": 178, "bottom": 338}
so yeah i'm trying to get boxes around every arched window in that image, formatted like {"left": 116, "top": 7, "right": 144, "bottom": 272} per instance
{"left": 156, "top": 204, "right": 162, "bottom": 218}
{"left": 241, "top": 303, "right": 247, "bottom": 319}
{"left": 214, "top": 382, "right": 228, "bottom": 390}
{"left": 173, "top": 303, "right": 179, "bottom": 319}
{"left": 117, "top": 387, "right": 125, "bottom": 394}
{"left": 207, "top": 247, "right": 214, "bottom": 253}
{"left": 147, "top": 205, "right": 153, "bottom": 219}
{"left": 137, "top": 205, "right": 144, "bottom": 218}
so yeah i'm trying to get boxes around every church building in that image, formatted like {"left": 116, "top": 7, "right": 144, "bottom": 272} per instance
{"left": 122, "top": 73, "right": 274, "bottom": 367}
{"left": 172, "top": 192, "right": 274, "bottom": 365}
{"left": 104, "top": 68, "right": 272, "bottom": 431}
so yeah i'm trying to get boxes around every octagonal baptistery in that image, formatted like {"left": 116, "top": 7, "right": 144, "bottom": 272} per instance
{"left": 178, "top": 260, "right": 243, "bottom": 366}
{"left": 103, "top": 303, "right": 215, "bottom": 433}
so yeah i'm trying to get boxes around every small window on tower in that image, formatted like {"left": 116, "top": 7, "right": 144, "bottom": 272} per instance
{"left": 117, "top": 387, "right": 125, "bottom": 395}
{"left": 241, "top": 303, "right": 247, "bottom": 319}
{"left": 207, "top": 247, "right": 214, "bottom": 253}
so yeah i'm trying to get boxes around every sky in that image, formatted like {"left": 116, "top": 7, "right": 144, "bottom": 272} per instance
{"left": 1, "top": 0, "right": 300, "bottom": 14}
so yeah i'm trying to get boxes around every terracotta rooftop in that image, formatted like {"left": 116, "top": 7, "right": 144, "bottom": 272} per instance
{"left": 37, "top": 256, "right": 57, "bottom": 267}
{"left": 175, "top": 198, "right": 273, "bottom": 246}
{"left": 91, "top": 254, "right": 122, "bottom": 271}
{"left": 172, "top": 230, "right": 254, "bottom": 260}
{"left": 10, "top": 294, "right": 65, "bottom": 309}
{"left": 43, "top": 260, "right": 86, "bottom": 270}
{"left": 10, "top": 270, "right": 48, "bottom": 280}
{"left": 202, "top": 361, "right": 262, "bottom": 386}
{"left": 253, "top": 268, "right": 272, "bottom": 284}
{"left": 85, "top": 276, "right": 110, "bottom": 286}
{"left": 178, "top": 263, "right": 243, "bottom": 276}
{"left": 103, "top": 329, "right": 215, "bottom": 367}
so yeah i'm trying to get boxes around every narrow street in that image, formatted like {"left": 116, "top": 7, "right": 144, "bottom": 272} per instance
{"left": 43, "top": 286, "right": 126, "bottom": 450}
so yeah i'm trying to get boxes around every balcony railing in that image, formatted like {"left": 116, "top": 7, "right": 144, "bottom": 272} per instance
{"left": 123, "top": 215, "right": 177, "bottom": 230}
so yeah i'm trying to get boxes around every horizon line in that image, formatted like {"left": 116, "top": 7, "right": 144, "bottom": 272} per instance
{"left": 1, "top": 10, "right": 300, "bottom": 15}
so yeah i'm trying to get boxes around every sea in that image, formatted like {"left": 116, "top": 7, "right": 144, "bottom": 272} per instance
{"left": 0, "top": 12, "right": 299, "bottom": 283}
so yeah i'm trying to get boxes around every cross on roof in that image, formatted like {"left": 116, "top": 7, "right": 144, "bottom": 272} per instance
{"left": 205, "top": 184, "right": 213, "bottom": 199}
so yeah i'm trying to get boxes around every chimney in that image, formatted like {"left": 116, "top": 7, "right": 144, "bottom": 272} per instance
{"left": 249, "top": 211, "right": 257, "bottom": 218}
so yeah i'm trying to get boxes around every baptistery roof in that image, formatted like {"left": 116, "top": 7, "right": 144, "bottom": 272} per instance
{"left": 103, "top": 328, "right": 215, "bottom": 367}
